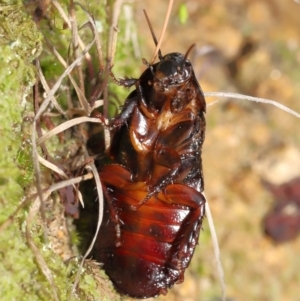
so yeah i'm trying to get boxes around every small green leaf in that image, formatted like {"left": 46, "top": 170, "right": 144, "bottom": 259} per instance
{"left": 178, "top": 3, "right": 189, "bottom": 25}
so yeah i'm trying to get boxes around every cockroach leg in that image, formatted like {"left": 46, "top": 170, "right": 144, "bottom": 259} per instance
{"left": 110, "top": 70, "right": 138, "bottom": 88}
{"left": 102, "top": 186, "right": 123, "bottom": 247}
{"left": 109, "top": 97, "right": 138, "bottom": 129}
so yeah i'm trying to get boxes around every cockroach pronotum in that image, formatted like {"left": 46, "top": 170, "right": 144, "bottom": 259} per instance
{"left": 92, "top": 11, "right": 207, "bottom": 298}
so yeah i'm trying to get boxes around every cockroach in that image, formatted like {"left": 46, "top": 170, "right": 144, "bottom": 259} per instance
{"left": 92, "top": 12, "right": 206, "bottom": 298}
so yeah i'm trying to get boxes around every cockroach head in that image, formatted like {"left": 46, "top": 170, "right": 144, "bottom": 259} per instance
{"left": 154, "top": 52, "right": 193, "bottom": 89}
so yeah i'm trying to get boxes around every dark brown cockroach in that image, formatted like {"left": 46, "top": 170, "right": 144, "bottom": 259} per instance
{"left": 92, "top": 19, "right": 207, "bottom": 298}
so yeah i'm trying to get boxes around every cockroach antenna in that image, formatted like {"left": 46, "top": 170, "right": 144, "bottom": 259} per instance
{"left": 184, "top": 44, "right": 196, "bottom": 61}
{"left": 143, "top": 9, "right": 163, "bottom": 61}
{"left": 177, "top": 44, "right": 195, "bottom": 74}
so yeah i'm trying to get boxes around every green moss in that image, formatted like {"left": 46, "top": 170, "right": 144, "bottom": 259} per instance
{"left": 0, "top": 3, "right": 55, "bottom": 301}
{"left": 0, "top": 1, "right": 43, "bottom": 195}
{"left": 0, "top": 2, "right": 38, "bottom": 206}
{"left": 0, "top": 1, "right": 139, "bottom": 300}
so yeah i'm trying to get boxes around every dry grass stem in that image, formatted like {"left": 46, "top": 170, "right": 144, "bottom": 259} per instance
{"left": 205, "top": 92, "right": 300, "bottom": 119}
{"left": 52, "top": 0, "right": 92, "bottom": 62}
{"left": 44, "top": 39, "right": 90, "bottom": 114}
{"left": 32, "top": 120, "right": 48, "bottom": 240}
{"left": 35, "top": 37, "right": 95, "bottom": 121}
{"left": 68, "top": 162, "right": 104, "bottom": 301}
{"left": 150, "top": 0, "right": 174, "bottom": 63}
{"left": 69, "top": 1, "right": 85, "bottom": 97}
{"left": 36, "top": 60, "right": 66, "bottom": 115}
{"left": 75, "top": 2, "right": 105, "bottom": 70}
{"left": 103, "top": 0, "right": 124, "bottom": 150}
{"left": 91, "top": 99, "right": 104, "bottom": 110}
{"left": 107, "top": 0, "right": 123, "bottom": 64}
{"left": 204, "top": 196, "right": 226, "bottom": 301}
{"left": 48, "top": 172, "right": 94, "bottom": 193}
{"left": 37, "top": 116, "right": 105, "bottom": 145}
{"left": 38, "top": 154, "right": 68, "bottom": 178}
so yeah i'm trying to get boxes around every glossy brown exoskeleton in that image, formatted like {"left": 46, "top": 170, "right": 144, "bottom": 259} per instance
{"left": 93, "top": 49, "right": 207, "bottom": 298}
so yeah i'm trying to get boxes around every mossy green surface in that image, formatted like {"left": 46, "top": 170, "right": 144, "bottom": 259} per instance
{"left": 0, "top": 1, "right": 135, "bottom": 300}
{"left": 0, "top": 3, "right": 103, "bottom": 301}
{"left": 0, "top": 3, "right": 49, "bottom": 301}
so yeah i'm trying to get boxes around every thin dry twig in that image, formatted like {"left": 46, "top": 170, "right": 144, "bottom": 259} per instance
{"left": 69, "top": 0, "right": 85, "bottom": 97}
{"left": 44, "top": 38, "right": 90, "bottom": 114}
{"left": 0, "top": 171, "right": 93, "bottom": 233}
{"left": 75, "top": 2, "right": 105, "bottom": 70}
{"left": 32, "top": 38, "right": 96, "bottom": 243}
{"left": 36, "top": 60, "right": 66, "bottom": 115}
{"left": 52, "top": 0, "right": 92, "bottom": 62}
{"left": 32, "top": 120, "right": 48, "bottom": 241}
{"left": 37, "top": 116, "right": 105, "bottom": 145}
{"left": 107, "top": 0, "right": 123, "bottom": 64}
{"left": 34, "top": 37, "right": 95, "bottom": 121}
{"left": 37, "top": 154, "right": 87, "bottom": 207}
{"left": 150, "top": 0, "right": 174, "bottom": 63}
{"left": 204, "top": 195, "right": 226, "bottom": 301}
{"left": 104, "top": 0, "right": 124, "bottom": 149}
{"left": 205, "top": 92, "right": 300, "bottom": 119}
{"left": 48, "top": 172, "right": 94, "bottom": 193}
{"left": 96, "top": 0, "right": 124, "bottom": 151}
{"left": 91, "top": 99, "right": 104, "bottom": 110}
{"left": 68, "top": 162, "right": 104, "bottom": 301}
{"left": 102, "top": 75, "right": 111, "bottom": 150}
{"left": 38, "top": 154, "right": 68, "bottom": 178}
